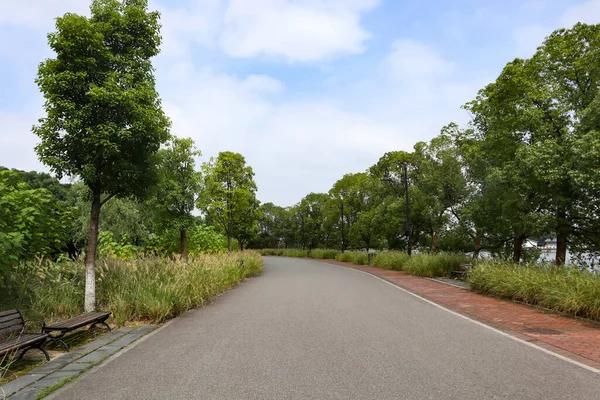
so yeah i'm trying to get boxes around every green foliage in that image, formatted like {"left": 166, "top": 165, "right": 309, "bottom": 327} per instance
{"left": 97, "top": 231, "right": 138, "bottom": 260}
{"left": 0, "top": 167, "right": 73, "bottom": 204}
{"left": 309, "top": 249, "right": 339, "bottom": 259}
{"left": 148, "top": 137, "right": 201, "bottom": 256}
{"left": 335, "top": 251, "right": 369, "bottom": 265}
{"left": 34, "top": 0, "right": 171, "bottom": 310}
{"left": 34, "top": 0, "right": 171, "bottom": 196}
{"left": 0, "top": 170, "right": 72, "bottom": 271}
{"left": 403, "top": 253, "right": 471, "bottom": 277}
{"left": 0, "top": 252, "right": 263, "bottom": 325}
{"left": 188, "top": 225, "right": 228, "bottom": 254}
{"left": 469, "top": 261, "right": 600, "bottom": 321}
{"left": 253, "top": 203, "right": 289, "bottom": 249}
{"left": 372, "top": 252, "right": 410, "bottom": 271}
{"left": 72, "top": 183, "right": 152, "bottom": 247}
{"left": 199, "top": 152, "right": 259, "bottom": 250}
{"left": 144, "top": 225, "right": 229, "bottom": 256}
{"left": 258, "top": 249, "right": 308, "bottom": 257}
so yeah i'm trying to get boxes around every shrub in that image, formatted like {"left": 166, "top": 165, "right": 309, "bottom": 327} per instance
{"left": 469, "top": 260, "right": 600, "bottom": 321}
{"left": 372, "top": 251, "right": 409, "bottom": 271}
{"left": 335, "top": 251, "right": 369, "bottom": 265}
{"left": 310, "top": 249, "right": 339, "bottom": 259}
{"left": 404, "top": 252, "right": 471, "bottom": 277}
{"left": 0, "top": 251, "right": 263, "bottom": 325}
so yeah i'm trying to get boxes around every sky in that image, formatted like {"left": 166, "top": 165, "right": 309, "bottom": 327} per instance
{"left": 0, "top": 0, "right": 599, "bottom": 207}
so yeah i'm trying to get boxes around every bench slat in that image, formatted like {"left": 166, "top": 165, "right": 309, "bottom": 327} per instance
{"left": 0, "top": 319, "right": 24, "bottom": 331}
{"left": 0, "top": 309, "right": 20, "bottom": 318}
{"left": 0, "top": 313, "right": 23, "bottom": 324}
{"left": 44, "top": 312, "right": 110, "bottom": 331}
{"left": 0, "top": 324, "right": 25, "bottom": 338}
{"left": 0, "top": 334, "right": 47, "bottom": 354}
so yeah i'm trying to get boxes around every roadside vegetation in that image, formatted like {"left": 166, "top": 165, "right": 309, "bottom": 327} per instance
{"left": 259, "top": 249, "right": 468, "bottom": 277}
{"left": 469, "top": 261, "right": 600, "bottom": 321}
{"left": 1, "top": 252, "right": 262, "bottom": 326}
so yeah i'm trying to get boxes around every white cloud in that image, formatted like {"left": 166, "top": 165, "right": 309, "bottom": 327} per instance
{"left": 0, "top": 0, "right": 88, "bottom": 28}
{"left": 0, "top": 0, "right": 482, "bottom": 206}
{"left": 382, "top": 39, "right": 455, "bottom": 82}
{"left": 154, "top": 37, "right": 480, "bottom": 205}
{"left": 219, "top": 0, "right": 377, "bottom": 62}
{"left": 561, "top": 0, "right": 600, "bottom": 26}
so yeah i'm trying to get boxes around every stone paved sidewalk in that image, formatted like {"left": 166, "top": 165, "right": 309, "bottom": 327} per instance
{"left": 321, "top": 260, "right": 600, "bottom": 370}
{"left": 1, "top": 325, "right": 156, "bottom": 399}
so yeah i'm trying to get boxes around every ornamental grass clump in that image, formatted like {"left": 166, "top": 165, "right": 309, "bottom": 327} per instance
{"left": 372, "top": 251, "right": 410, "bottom": 271}
{"left": 469, "top": 260, "right": 600, "bottom": 321}
{"left": 0, "top": 251, "right": 263, "bottom": 325}
{"left": 403, "top": 252, "right": 471, "bottom": 277}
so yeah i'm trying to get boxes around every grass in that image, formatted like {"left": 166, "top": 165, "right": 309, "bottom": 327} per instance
{"left": 335, "top": 251, "right": 369, "bottom": 265}
{"left": 1, "top": 251, "right": 263, "bottom": 326}
{"left": 36, "top": 371, "right": 80, "bottom": 399}
{"left": 403, "top": 252, "right": 472, "bottom": 277}
{"left": 469, "top": 260, "right": 600, "bottom": 321}
{"left": 259, "top": 248, "right": 468, "bottom": 277}
{"left": 372, "top": 252, "right": 410, "bottom": 271}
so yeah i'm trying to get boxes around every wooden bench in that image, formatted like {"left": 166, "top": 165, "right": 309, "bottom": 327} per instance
{"left": 43, "top": 311, "right": 111, "bottom": 351}
{"left": 450, "top": 264, "right": 473, "bottom": 280}
{"left": 0, "top": 309, "right": 49, "bottom": 361}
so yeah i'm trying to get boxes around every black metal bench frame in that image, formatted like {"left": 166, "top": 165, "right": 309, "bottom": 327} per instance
{"left": 42, "top": 311, "right": 112, "bottom": 352}
{"left": 0, "top": 309, "right": 49, "bottom": 361}
{"left": 450, "top": 263, "right": 473, "bottom": 280}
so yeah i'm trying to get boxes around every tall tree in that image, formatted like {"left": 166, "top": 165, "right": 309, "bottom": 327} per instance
{"left": 149, "top": 137, "right": 201, "bottom": 259}
{"left": 34, "top": 0, "right": 170, "bottom": 311}
{"left": 297, "top": 193, "right": 330, "bottom": 252}
{"left": 198, "top": 152, "right": 259, "bottom": 251}
{"left": 464, "top": 23, "right": 600, "bottom": 263}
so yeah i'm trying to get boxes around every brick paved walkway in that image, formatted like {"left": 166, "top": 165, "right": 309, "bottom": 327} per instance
{"left": 320, "top": 260, "right": 600, "bottom": 370}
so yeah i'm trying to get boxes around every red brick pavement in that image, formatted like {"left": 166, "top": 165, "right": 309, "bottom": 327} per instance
{"left": 319, "top": 259, "right": 600, "bottom": 370}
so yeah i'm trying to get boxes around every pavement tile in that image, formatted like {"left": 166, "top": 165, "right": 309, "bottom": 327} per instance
{"left": 56, "top": 362, "right": 92, "bottom": 373}
{"left": 73, "top": 328, "right": 132, "bottom": 355}
{"left": 0, "top": 374, "right": 43, "bottom": 398}
{"left": 8, "top": 387, "right": 38, "bottom": 400}
{"left": 29, "top": 370, "right": 81, "bottom": 389}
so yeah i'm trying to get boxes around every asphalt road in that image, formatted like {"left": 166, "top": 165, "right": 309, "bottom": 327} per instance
{"left": 50, "top": 257, "right": 600, "bottom": 400}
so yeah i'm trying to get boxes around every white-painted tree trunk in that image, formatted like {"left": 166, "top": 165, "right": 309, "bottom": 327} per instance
{"left": 85, "top": 260, "right": 95, "bottom": 312}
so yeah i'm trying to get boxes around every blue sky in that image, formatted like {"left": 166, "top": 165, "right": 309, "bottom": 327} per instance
{"left": 0, "top": 0, "right": 598, "bottom": 206}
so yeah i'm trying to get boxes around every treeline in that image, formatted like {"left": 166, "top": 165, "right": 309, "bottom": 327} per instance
{"left": 253, "top": 23, "right": 600, "bottom": 266}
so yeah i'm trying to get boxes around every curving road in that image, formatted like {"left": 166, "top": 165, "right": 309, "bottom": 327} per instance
{"left": 50, "top": 257, "right": 600, "bottom": 399}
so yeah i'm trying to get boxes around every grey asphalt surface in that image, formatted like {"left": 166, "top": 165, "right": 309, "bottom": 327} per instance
{"left": 50, "top": 257, "right": 600, "bottom": 400}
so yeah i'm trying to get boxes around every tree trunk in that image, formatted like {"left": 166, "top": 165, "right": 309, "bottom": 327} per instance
{"left": 85, "top": 192, "right": 101, "bottom": 312}
{"left": 473, "top": 236, "right": 481, "bottom": 259}
{"left": 180, "top": 228, "right": 187, "bottom": 260}
{"left": 513, "top": 232, "right": 524, "bottom": 263}
{"left": 239, "top": 241, "right": 244, "bottom": 251}
{"left": 556, "top": 226, "right": 569, "bottom": 265}
{"left": 431, "top": 226, "right": 440, "bottom": 252}
{"left": 227, "top": 234, "right": 232, "bottom": 252}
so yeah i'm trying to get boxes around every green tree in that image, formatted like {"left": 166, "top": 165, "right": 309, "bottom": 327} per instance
{"left": 297, "top": 193, "right": 330, "bottom": 252}
{"left": 198, "top": 152, "right": 259, "bottom": 251}
{"left": 149, "top": 137, "right": 201, "bottom": 259}
{"left": 254, "top": 202, "right": 288, "bottom": 248}
{"left": 34, "top": 0, "right": 170, "bottom": 310}
{"left": 464, "top": 23, "right": 600, "bottom": 263}
{"left": 0, "top": 170, "right": 72, "bottom": 271}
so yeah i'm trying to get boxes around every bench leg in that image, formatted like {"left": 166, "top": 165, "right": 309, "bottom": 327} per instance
{"left": 52, "top": 338, "right": 70, "bottom": 352}
{"left": 89, "top": 321, "right": 111, "bottom": 332}
{"left": 19, "top": 344, "right": 50, "bottom": 361}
